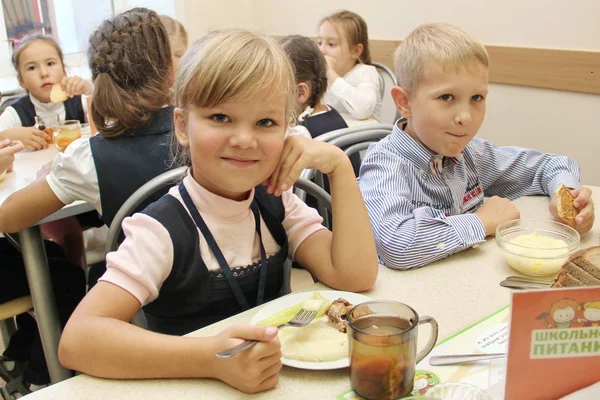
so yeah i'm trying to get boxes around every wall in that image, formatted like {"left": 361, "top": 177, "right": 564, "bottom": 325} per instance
{"left": 180, "top": 0, "right": 600, "bottom": 186}
{"left": 182, "top": 0, "right": 255, "bottom": 42}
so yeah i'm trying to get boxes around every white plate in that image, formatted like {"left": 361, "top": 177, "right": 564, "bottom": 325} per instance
{"left": 250, "top": 290, "right": 372, "bottom": 370}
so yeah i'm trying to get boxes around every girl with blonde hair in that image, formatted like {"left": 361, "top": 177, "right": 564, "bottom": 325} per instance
{"left": 57, "top": 29, "right": 378, "bottom": 393}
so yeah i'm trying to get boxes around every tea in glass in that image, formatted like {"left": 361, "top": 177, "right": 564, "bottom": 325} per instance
{"left": 347, "top": 301, "right": 439, "bottom": 400}
{"left": 54, "top": 120, "right": 82, "bottom": 152}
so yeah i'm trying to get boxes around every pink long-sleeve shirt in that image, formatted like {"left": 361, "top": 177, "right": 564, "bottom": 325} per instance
{"left": 100, "top": 173, "right": 326, "bottom": 306}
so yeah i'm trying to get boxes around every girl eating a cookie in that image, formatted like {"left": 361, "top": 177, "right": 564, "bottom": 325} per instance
{"left": 0, "top": 34, "right": 92, "bottom": 151}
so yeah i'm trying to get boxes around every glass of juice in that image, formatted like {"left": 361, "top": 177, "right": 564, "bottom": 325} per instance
{"left": 35, "top": 114, "right": 61, "bottom": 144}
{"left": 347, "top": 301, "right": 439, "bottom": 400}
{"left": 54, "top": 120, "right": 82, "bottom": 152}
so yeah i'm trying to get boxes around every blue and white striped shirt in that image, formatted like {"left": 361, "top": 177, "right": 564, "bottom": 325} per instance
{"left": 359, "top": 123, "right": 581, "bottom": 270}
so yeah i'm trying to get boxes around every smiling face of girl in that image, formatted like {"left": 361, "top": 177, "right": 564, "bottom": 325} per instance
{"left": 175, "top": 88, "right": 287, "bottom": 201}
{"left": 173, "top": 30, "right": 297, "bottom": 201}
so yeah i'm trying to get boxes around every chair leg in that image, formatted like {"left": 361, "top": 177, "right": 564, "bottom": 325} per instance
{"left": 0, "top": 318, "right": 17, "bottom": 350}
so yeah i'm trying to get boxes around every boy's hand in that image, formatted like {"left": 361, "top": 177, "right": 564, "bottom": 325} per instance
{"left": 0, "top": 139, "right": 25, "bottom": 173}
{"left": 266, "top": 136, "right": 349, "bottom": 196}
{"left": 550, "top": 186, "right": 594, "bottom": 234}
{"left": 475, "top": 196, "right": 520, "bottom": 236}
{"left": 212, "top": 324, "right": 282, "bottom": 394}
{"left": 6, "top": 127, "right": 48, "bottom": 151}
{"left": 61, "top": 76, "right": 94, "bottom": 98}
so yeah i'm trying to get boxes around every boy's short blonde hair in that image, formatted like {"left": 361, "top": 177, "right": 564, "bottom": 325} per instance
{"left": 175, "top": 29, "right": 296, "bottom": 121}
{"left": 394, "top": 23, "right": 490, "bottom": 92}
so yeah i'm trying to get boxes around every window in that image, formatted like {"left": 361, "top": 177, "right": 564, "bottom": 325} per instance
{"left": 0, "top": 0, "right": 181, "bottom": 88}
{"left": 2, "top": 0, "right": 54, "bottom": 40}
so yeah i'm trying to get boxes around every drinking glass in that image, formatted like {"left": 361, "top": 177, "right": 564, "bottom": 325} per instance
{"left": 347, "top": 301, "right": 439, "bottom": 400}
{"left": 35, "top": 114, "right": 61, "bottom": 144}
{"left": 53, "top": 120, "right": 82, "bottom": 152}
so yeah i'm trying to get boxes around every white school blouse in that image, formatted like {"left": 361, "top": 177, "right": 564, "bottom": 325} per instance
{"left": 45, "top": 137, "right": 102, "bottom": 213}
{"left": 0, "top": 94, "right": 87, "bottom": 130}
{"left": 323, "top": 63, "right": 381, "bottom": 122}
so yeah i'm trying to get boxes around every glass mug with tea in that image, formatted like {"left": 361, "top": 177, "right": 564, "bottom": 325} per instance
{"left": 53, "top": 120, "right": 82, "bottom": 152}
{"left": 347, "top": 300, "right": 439, "bottom": 400}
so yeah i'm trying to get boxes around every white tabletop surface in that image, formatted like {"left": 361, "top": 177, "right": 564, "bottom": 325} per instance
{"left": 0, "top": 136, "right": 93, "bottom": 226}
{"left": 23, "top": 188, "right": 600, "bottom": 399}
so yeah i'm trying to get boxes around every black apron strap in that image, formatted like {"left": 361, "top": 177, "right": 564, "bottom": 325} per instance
{"left": 251, "top": 202, "right": 268, "bottom": 305}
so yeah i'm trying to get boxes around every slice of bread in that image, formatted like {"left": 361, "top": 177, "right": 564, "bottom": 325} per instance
{"left": 50, "top": 83, "right": 68, "bottom": 103}
{"left": 556, "top": 184, "right": 577, "bottom": 227}
{"left": 552, "top": 246, "right": 600, "bottom": 288}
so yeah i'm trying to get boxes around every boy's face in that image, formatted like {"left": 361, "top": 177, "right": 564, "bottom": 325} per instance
{"left": 393, "top": 60, "right": 488, "bottom": 157}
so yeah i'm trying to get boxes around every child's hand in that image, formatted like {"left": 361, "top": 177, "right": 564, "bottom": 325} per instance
{"left": 267, "top": 136, "right": 349, "bottom": 196}
{"left": 475, "top": 195, "right": 520, "bottom": 236}
{"left": 36, "top": 161, "right": 53, "bottom": 180}
{"left": 550, "top": 186, "right": 595, "bottom": 234}
{"left": 0, "top": 139, "right": 25, "bottom": 173}
{"left": 61, "top": 76, "right": 94, "bottom": 98}
{"left": 323, "top": 55, "right": 340, "bottom": 82}
{"left": 212, "top": 324, "right": 281, "bottom": 394}
{"left": 7, "top": 127, "right": 48, "bottom": 151}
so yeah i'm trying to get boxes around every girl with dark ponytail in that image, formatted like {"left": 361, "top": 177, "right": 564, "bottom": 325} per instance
{"left": 280, "top": 35, "right": 347, "bottom": 138}
{"left": 0, "top": 7, "right": 174, "bottom": 236}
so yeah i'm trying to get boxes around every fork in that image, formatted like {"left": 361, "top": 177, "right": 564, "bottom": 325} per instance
{"left": 216, "top": 307, "right": 321, "bottom": 358}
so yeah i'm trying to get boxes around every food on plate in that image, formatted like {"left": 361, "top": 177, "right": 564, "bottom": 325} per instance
{"left": 326, "top": 298, "right": 372, "bottom": 333}
{"left": 256, "top": 292, "right": 331, "bottom": 327}
{"left": 258, "top": 293, "right": 368, "bottom": 363}
{"left": 502, "top": 232, "right": 570, "bottom": 275}
{"left": 556, "top": 184, "right": 577, "bottom": 227}
{"left": 552, "top": 246, "right": 600, "bottom": 288}
{"left": 279, "top": 317, "right": 348, "bottom": 362}
{"left": 50, "top": 83, "right": 68, "bottom": 103}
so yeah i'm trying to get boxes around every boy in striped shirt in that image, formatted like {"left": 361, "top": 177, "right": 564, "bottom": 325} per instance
{"left": 359, "top": 23, "right": 594, "bottom": 270}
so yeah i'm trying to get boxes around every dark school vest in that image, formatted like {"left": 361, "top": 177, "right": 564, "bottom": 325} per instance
{"left": 89, "top": 106, "right": 174, "bottom": 227}
{"left": 11, "top": 95, "right": 85, "bottom": 127}
{"left": 141, "top": 185, "right": 289, "bottom": 336}
{"left": 301, "top": 106, "right": 348, "bottom": 138}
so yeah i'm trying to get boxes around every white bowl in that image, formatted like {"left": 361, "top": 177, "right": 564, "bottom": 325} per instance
{"left": 495, "top": 219, "right": 580, "bottom": 276}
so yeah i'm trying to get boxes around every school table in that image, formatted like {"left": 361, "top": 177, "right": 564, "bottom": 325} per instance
{"left": 0, "top": 146, "right": 93, "bottom": 383}
{"left": 22, "top": 187, "right": 600, "bottom": 399}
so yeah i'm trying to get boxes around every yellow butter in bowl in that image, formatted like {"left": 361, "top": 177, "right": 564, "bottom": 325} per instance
{"left": 0, "top": 170, "right": 6, "bottom": 182}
